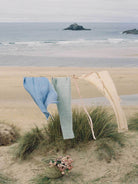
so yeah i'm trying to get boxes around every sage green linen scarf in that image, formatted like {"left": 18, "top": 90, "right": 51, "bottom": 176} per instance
{"left": 52, "top": 77, "right": 74, "bottom": 139}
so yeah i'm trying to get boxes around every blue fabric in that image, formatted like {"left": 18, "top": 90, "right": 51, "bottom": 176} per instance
{"left": 52, "top": 77, "right": 74, "bottom": 139}
{"left": 23, "top": 77, "right": 58, "bottom": 119}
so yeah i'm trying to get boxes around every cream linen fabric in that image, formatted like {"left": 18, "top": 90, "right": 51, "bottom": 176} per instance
{"left": 81, "top": 71, "right": 128, "bottom": 132}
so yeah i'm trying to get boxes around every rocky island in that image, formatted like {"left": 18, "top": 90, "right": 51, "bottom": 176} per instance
{"left": 122, "top": 29, "right": 138, "bottom": 34}
{"left": 64, "top": 23, "right": 91, "bottom": 31}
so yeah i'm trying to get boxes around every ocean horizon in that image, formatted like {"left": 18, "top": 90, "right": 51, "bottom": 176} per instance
{"left": 0, "top": 22, "right": 138, "bottom": 67}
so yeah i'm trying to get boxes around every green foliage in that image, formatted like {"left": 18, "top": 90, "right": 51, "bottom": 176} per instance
{"left": 15, "top": 127, "right": 44, "bottom": 159}
{"left": 0, "top": 173, "right": 16, "bottom": 184}
{"left": 46, "top": 107, "right": 124, "bottom": 147}
{"left": 72, "top": 109, "right": 93, "bottom": 142}
{"left": 90, "top": 108, "right": 125, "bottom": 162}
{"left": 128, "top": 113, "right": 138, "bottom": 131}
{"left": 15, "top": 107, "right": 125, "bottom": 160}
{"left": 89, "top": 107, "right": 125, "bottom": 146}
{"left": 44, "top": 115, "right": 62, "bottom": 143}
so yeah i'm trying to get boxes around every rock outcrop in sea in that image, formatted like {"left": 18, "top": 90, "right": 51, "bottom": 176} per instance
{"left": 64, "top": 23, "right": 91, "bottom": 31}
{"left": 122, "top": 29, "right": 138, "bottom": 34}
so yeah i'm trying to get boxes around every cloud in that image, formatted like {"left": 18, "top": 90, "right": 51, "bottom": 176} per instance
{"left": 0, "top": 0, "right": 138, "bottom": 22}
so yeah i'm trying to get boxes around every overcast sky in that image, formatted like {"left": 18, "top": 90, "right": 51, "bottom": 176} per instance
{"left": 0, "top": 0, "right": 138, "bottom": 22}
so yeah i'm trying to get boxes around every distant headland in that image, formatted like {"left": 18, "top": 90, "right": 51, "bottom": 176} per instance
{"left": 64, "top": 23, "right": 91, "bottom": 31}
{"left": 122, "top": 29, "right": 138, "bottom": 35}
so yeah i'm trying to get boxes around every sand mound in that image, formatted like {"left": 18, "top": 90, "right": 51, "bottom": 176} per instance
{"left": 0, "top": 123, "right": 17, "bottom": 146}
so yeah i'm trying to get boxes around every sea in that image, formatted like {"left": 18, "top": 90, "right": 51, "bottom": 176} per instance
{"left": 0, "top": 22, "right": 138, "bottom": 67}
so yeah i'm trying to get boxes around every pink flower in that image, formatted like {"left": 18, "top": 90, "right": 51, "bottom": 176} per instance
{"left": 49, "top": 155, "right": 73, "bottom": 175}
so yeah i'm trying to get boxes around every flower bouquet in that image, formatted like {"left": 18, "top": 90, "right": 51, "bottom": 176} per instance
{"left": 45, "top": 155, "right": 73, "bottom": 179}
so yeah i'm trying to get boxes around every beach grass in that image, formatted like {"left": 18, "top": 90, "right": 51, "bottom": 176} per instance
{"left": 128, "top": 113, "right": 138, "bottom": 131}
{"left": 15, "top": 127, "right": 44, "bottom": 159}
{"left": 15, "top": 107, "right": 125, "bottom": 160}
{"left": 0, "top": 173, "right": 16, "bottom": 184}
{"left": 45, "top": 106, "right": 124, "bottom": 144}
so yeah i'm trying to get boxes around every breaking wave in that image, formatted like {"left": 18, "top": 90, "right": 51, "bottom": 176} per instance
{"left": 0, "top": 38, "right": 138, "bottom": 47}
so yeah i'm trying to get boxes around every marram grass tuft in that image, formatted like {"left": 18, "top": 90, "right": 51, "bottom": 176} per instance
{"left": 128, "top": 113, "right": 138, "bottom": 131}
{"left": 15, "top": 107, "right": 125, "bottom": 160}
{"left": 15, "top": 126, "right": 44, "bottom": 159}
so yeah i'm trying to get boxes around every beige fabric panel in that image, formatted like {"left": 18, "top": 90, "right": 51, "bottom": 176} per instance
{"left": 81, "top": 71, "right": 128, "bottom": 132}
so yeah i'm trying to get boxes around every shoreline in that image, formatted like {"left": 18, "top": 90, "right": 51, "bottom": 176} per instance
{"left": 72, "top": 94, "right": 138, "bottom": 106}
{"left": 0, "top": 55, "right": 138, "bottom": 67}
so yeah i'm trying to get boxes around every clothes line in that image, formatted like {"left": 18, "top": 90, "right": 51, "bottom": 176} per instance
{"left": 23, "top": 70, "right": 128, "bottom": 142}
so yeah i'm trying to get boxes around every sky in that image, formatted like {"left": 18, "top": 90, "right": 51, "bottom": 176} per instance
{"left": 0, "top": 0, "right": 138, "bottom": 22}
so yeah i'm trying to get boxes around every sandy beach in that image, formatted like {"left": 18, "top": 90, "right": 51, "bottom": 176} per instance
{"left": 0, "top": 66, "right": 138, "bottom": 133}
{"left": 0, "top": 66, "right": 138, "bottom": 184}
{"left": 0, "top": 3, "right": 138, "bottom": 183}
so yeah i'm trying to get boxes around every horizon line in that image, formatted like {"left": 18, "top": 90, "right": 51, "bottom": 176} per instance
{"left": 0, "top": 21, "right": 138, "bottom": 23}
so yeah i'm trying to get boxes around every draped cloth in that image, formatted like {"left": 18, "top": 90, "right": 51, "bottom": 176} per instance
{"left": 73, "top": 77, "right": 96, "bottom": 140}
{"left": 80, "top": 71, "right": 128, "bottom": 132}
{"left": 23, "top": 77, "right": 58, "bottom": 119}
{"left": 52, "top": 77, "right": 74, "bottom": 139}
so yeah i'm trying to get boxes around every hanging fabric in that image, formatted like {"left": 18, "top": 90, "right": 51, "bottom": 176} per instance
{"left": 23, "top": 77, "right": 58, "bottom": 119}
{"left": 52, "top": 77, "right": 74, "bottom": 140}
{"left": 80, "top": 71, "right": 128, "bottom": 132}
{"left": 73, "top": 76, "right": 96, "bottom": 140}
